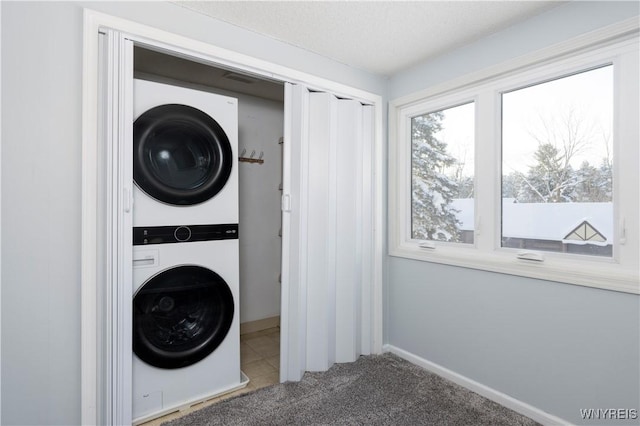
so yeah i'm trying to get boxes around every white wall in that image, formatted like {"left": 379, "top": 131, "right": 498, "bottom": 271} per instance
{"left": 0, "top": 2, "right": 385, "bottom": 425}
{"left": 235, "top": 93, "right": 284, "bottom": 324}
{"left": 386, "top": 2, "right": 640, "bottom": 425}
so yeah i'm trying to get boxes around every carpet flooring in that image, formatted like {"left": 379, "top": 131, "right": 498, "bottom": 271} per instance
{"left": 163, "top": 353, "right": 539, "bottom": 426}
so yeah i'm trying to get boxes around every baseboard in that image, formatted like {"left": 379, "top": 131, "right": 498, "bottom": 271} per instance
{"left": 383, "top": 344, "right": 572, "bottom": 426}
{"left": 132, "top": 371, "right": 250, "bottom": 425}
{"left": 240, "top": 316, "right": 280, "bottom": 335}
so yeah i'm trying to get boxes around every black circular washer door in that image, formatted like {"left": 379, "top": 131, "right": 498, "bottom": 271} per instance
{"left": 133, "top": 265, "right": 235, "bottom": 369}
{"left": 133, "top": 104, "right": 233, "bottom": 206}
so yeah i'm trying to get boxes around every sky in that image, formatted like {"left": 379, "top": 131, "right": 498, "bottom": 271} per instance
{"left": 502, "top": 64, "right": 613, "bottom": 175}
{"left": 434, "top": 102, "right": 475, "bottom": 177}
{"left": 426, "top": 64, "right": 613, "bottom": 178}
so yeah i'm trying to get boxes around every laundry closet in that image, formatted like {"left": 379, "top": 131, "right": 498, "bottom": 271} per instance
{"left": 134, "top": 47, "right": 284, "bottom": 325}
{"left": 131, "top": 46, "right": 284, "bottom": 422}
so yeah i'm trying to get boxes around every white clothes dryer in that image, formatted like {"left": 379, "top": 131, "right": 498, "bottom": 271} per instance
{"left": 132, "top": 229, "right": 242, "bottom": 423}
{"left": 133, "top": 79, "right": 238, "bottom": 227}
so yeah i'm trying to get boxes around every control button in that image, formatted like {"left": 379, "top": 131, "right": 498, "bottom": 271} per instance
{"left": 174, "top": 226, "right": 192, "bottom": 242}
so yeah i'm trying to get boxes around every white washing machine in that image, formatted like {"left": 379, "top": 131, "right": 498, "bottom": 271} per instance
{"left": 133, "top": 79, "right": 238, "bottom": 227}
{"left": 132, "top": 234, "right": 243, "bottom": 423}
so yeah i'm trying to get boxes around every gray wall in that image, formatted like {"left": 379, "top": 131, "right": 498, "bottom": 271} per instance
{"left": 2, "top": 3, "right": 83, "bottom": 425}
{"left": 386, "top": 2, "right": 640, "bottom": 424}
{"left": 0, "top": 2, "right": 385, "bottom": 424}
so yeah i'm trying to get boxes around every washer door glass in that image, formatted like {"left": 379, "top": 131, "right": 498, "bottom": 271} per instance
{"left": 134, "top": 104, "right": 233, "bottom": 205}
{"left": 133, "top": 265, "right": 234, "bottom": 369}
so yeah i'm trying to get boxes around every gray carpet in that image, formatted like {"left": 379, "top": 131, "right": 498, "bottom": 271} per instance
{"left": 163, "top": 353, "right": 539, "bottom": 425}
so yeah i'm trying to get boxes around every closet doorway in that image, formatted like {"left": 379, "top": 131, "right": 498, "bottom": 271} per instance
{"left": 82, "top": 13, "right": 383, "bottom": 425}
{"left": 134, "top": 46, "right": 286, "bottom": 398}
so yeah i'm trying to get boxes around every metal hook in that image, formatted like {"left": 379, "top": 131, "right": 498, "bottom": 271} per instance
{"left": 250, "top": 150, "right": 256, "bottom": 158}
{"left": 240, "top": 148, "right": 246, "bottom": 157}
{"left": 259, "top": 151, "right": 264, "bottom": 160}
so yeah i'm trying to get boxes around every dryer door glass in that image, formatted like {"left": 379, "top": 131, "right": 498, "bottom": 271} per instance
{"left": 134, "top": 104, "right": 233, "bottom": 205}
{"left": 133, "top": 265, "right": 235, "bottom": 369}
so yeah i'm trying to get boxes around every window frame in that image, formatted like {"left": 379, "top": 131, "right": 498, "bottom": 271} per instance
{"left": 389, "top": 23, "right": 639, "bottom": 294}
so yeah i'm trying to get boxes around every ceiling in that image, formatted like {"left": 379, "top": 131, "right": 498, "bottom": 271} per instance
{"left": 174, "top": 1, "right": 564, "bottom": 77}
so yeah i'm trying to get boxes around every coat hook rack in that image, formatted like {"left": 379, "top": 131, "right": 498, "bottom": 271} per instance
{"left": 239, "top": 148, "right": 265, "bottom": 164}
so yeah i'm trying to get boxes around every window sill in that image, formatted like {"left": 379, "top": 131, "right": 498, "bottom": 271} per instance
{"left": 390, "top": 242, "right": 639, "bottom": 294}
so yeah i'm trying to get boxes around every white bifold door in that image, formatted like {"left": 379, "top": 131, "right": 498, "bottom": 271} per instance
{"left": 281, "top": 83, "right": 375, "bottom": 381}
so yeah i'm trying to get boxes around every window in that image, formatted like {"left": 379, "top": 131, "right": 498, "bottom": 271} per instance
{"left": 389, "top": 30, "right": 639, "bottom": 294}
{"left": 501, "top": 66, "right": 613, "bottom": 257}
{"left": 411, "top": 102, "right": 475, "bottom": 244}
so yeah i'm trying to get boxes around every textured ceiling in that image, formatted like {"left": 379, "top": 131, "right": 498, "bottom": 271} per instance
{"left": 174, "top": 1, "right": 564, "bottom": 77}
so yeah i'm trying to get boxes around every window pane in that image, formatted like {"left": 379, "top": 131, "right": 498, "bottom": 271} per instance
{"left": 501, "top": 66, "right": 613, "bottom": 256}
{"left": 411, "top": 102, "right": 475, "bottom": 243}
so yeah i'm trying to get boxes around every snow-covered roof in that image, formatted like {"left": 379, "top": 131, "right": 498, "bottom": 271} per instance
{"left": 450, "top": 198, "right": 474, "bottom": 230}
{"left": 450, "top": 199, "right": 613, "bottom": 244}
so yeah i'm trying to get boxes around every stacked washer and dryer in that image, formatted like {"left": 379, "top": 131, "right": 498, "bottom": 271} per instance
{"left": 131, "top": 79, "right": 245, "bottom": 423}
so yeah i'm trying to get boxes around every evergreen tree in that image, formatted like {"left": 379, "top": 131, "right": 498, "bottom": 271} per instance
{"left": 503, "top": 156, "right": 612, "bottom": 203}
{"left": 455, "top": 176, "right": 474, "bottom": 199}
{"left": 502, "top": 172, "right": 524, "bottom": 199}
{"left": 518, "top": 143, "right": 577, "bottom": 202}
{"left": 573, "top": 160, "right": 612, "bottom": 202}
{"left": 503, "top": 109, "right": 613, "bottom": 204}
{"left": 411, "top": 112, "right": 461, "bottom": 241}
{"left": 598, "top": 159, "right": 613, "bottom": 202}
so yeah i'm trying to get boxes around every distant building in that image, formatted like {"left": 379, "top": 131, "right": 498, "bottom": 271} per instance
{"left": 450, "top": 199, "right": 613, "bottom": 256}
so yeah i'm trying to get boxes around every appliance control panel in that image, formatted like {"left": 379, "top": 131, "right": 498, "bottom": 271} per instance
{"left": 133, "top": 223, "right": 238, "bottom": 245}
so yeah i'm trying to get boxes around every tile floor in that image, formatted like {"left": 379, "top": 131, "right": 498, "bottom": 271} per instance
{"left": 139, "top": 327, "right": 280, "bottom": 426}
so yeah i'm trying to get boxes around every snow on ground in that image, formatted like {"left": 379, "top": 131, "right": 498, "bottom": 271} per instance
{"left": 450, "top": 199, "right": 612, "bottom": 244}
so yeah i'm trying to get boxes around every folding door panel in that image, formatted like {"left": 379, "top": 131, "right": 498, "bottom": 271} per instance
{"left": 281, "top": 83, "right": 375, "bottom": 377}
{"left": 305, "top": 92, "right": 338, "bottom": 371}
{"left": 335, "top": 99, "right": 363, "bottom": 363}
{"left": 95, "top": 29, "right": 134, "bottom": 425}
{"left": 359, "top": 105, "right": 375, "bottom": 356}
{"left": 281, "top": 82, "right": 309, "bottom": 382}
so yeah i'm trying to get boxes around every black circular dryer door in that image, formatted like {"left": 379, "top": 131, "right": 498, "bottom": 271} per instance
{"left": 133, "top": 265, "right": 235, "bottom": 369}
{"left": 133, "top": 104, "right": 233, "bottom": 206}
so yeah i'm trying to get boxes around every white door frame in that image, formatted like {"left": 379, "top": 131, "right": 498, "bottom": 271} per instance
{"left": 0, "top": 2, "right": 3, "bottom": 421}
{"left": 82, "top": 8, "right": 384, "bottom": 425}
